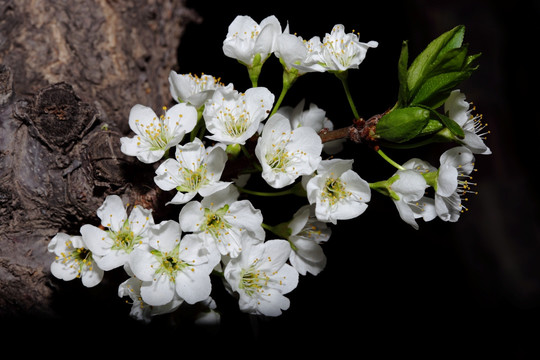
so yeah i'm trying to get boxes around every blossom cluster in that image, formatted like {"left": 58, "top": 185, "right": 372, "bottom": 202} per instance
{"left": 48, "top": 15, "right": 490, "bottom": 325}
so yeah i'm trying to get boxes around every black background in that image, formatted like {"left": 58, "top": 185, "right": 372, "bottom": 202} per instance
{"left": 12, "top": 0, "right": 540, "bottom": 356}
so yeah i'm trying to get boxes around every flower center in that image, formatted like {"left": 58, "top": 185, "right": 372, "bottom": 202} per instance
{"left": 152, "top": 245, "right": 188, "bottom": 282}
{"left": 239, "top": 264, "right": 269, "bottom": 297}
{"left": 266, "top": 135, "right": 292, "bottom": 172}
{"left": 134, "top": 112, "right": 172, "bottom": 151}
{"left": 221, "top": 108, "right": 250, "bottom": 138}
{"left": 321, "top": 176, "right": 350, "bottom": 206}
{"left": 176, "top": 166, "right": 208, "bottom": 192}
{"left": 109, "top": 219, "right": 139, "bottom": 252}
{"left": 203, "top": 205, "right": 231, "bottom": 239}
{"left": 57, "top": 241, "right": 95, "bottom": 277}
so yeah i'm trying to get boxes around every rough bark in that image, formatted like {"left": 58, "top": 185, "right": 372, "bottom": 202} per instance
{"left": 0, "top": 0, "right": 199, "bottom": 317}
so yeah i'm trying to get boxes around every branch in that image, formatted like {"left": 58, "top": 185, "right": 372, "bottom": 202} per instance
{"left": 319, "top": 114, "right": 383, "bottom": 150}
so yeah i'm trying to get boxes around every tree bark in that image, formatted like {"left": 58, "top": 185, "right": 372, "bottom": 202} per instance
{"left": 0, "top": 0, "right": 199, "bottom": 317}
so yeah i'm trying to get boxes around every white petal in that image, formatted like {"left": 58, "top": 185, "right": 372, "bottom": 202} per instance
{"left": 140, "top": 274, "right": 176, "bottom": 306}
{"left": 50, "top": 260, "right": 79, "bottom": 281}
{"left": 94, "top": 250, "right": 129, "bottom": 271}
{"left": 175, "top": 268, "right": 212, "bottom": 304}
{"left": 394, "top": 199, "right": 419, "bottom": 230}
{"left": 148, "top": 220, "right": 181, "bottom": 253}
{"left": 391, "top": 170, "right": 427, "bottom": 201}
{"left": 164, "top": 103, "right": 198, "bottom": 139}
{"left": 97, "top": 195, "right": 127, "bottom": 232}
{"left": 129, "top": 247, "right": 159, "bottom": 281}
{"left": 178, "top": 201, "right": 205, "bottom": 232}
{"left": 439, "top": 146, "right": 475, "bottom": 175}
{"left": 154, "top": 158, "right": 182, "bottom": 191}
{"left": 436, "top": 164, "right": 458, "bottom": 197}
{"left": 258, "top": 240, "right": 291, "bottom": 273}
{"left": 128, "top": 104, "right": 158, "bottom": 135}
{"left": 128, "top": 206, "right": 154, "bottom": 236}
{"left": 80, "top": 224, "right": 112, "bottom": 256}
{"left": 167, "top": 191, "right": 197, "bottom": 205}
{"left": 80, "top": 265, "right": 104, "bottom": 287}
{"left": 120, "top": 136, "right": 141, "bottom": 157}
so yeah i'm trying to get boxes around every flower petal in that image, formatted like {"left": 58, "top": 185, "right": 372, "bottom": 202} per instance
{"left": 140, "top": 274, "right": 175, "bottom": 306}
{"left": 80, "top": 224, "right": 112, "bottom": 256}
{"left": 175, "top": 267, "right": 212, "bottom": 304}
{"left": 96, "top": 195, "right": 127, "bottom": 232}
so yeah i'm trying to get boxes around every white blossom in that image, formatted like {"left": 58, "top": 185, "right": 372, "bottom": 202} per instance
{"left": 287, "top": 205, "right": 330, "bottom": 276}
{"left": 389, "top": 168, "right": 433, "bottom": 230}
{"left": 224, "top": 239, "right": 299, "bottom": 316}
{"left": 222, "top": 15, "right": 282, "bottom": 66}
{"left": 255, "top": 113, "right": 322, "bottom": 188}
{"left": 203, "top": 86, "right": 274, "bottom": 145}
{"left": 435, "top": 146, "right": 476, "bottom": 222}
{"left": 154, "top": 137, "right": 231, "bottom": 204}
{"left": 129, "top": 221, "right": 217, "bottom": 306}
{"left": 80, "top": 195, "right": 153, "bottom": 271}
{"left": 318, "top": 24, "right": 378, "bottom": 72}
{"left": 120, "top": 103, "right": 198, "bottom": 164}
{"left": 179, "top": 185, "right": 265, "bottom": 258}
{"left": 445, "top": 90, "right": 491, "bottom": 155}
{"left": 48, "top": 233, "right": 103, "bottom": 287}
{"left": 274, "top": 24, "right": 326, "bottom": 74}
{"left": 306, "top": 158, "right": 371, "bottom": 224}
{"left": 169, "top": 71, "right": 232, "bottom": 109}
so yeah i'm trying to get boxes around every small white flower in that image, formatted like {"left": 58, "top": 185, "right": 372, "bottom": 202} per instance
{"left": 445, "top": 90, "right": 491, "bottom": 155}
{"left": 435, "top": 146, "right": 476, "bottom": 222}
{"left": 306, "top": 158, "right": 371, "bottom": 224}
{"left": 224, "top": 239, "right": 299, "bottom": 317}
{"left": 274, "top": 24, "right": 326, "bottom": 74}
{"left": 120, "top": 103, "right": 198, "bottom": 164}
{"left": 389, "top": 169, "right": 432, "bottom": 230}
{"left": 319, "top": 24, "right": 378, "bottom": 72}
{"left": 80, "top": 195, "right": 154, "bottom": 271}
{"left": 129, "top": 221, "right": 216, "bottom": 306}
{"left": 255, "top": 113, "right": 322, "bottom": 188}
{"left": 169, "top": 71, "right": 232, "bottom": 109}
{"left": 118, "top": 276, "right": 184, "bottom": 324}
{"left": 203, "top": 86, "right": 274, "bottom": 145}
{"left": 223, "top": 15, "right": 282, "bottom": 66}
{"left": 287, "top": 205, "right": 330, "bottom": 276}
{"left": 48, "top": 233, "right": 103, "bottom": 287}
{"left": 277, "top": 99, "right": 344, "bottom": 154}
{"left": 154, "top": 137, "right": 231, "bottom": 204}
{"left": 179, "top": 185, "right": 265, "bottom": 258}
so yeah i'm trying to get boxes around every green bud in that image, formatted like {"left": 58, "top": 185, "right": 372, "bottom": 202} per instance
{"left": 375, "top": 107, "right": 430, "bottom": 143}
{"left": 226, "top": 144, "right": 242, "bottom": 159}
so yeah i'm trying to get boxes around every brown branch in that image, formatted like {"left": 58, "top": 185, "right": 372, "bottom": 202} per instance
{"left": 319, "top": 114, "right": 383, "bottom": 150}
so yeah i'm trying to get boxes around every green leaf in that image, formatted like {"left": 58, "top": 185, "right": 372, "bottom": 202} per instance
{"left": 376, "top": 107, "right": 430, "bottom": 143}
{"left": 407, "top": 25, "right": 465, "bottom": 94}
{"left": 397, "top": 41, "right": 409, "bottom": 108}
{"left": 411, "top": 70, "right": 473, "bottom": 108}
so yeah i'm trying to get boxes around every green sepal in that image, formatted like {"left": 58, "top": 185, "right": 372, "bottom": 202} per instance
{"left": 419, "top": 119, "right": 444, "bottom": 136}
{"left": 375, "top": 107, "right": 430, "bottom": 143}
{"left": 431, "top": 109, "right": 465, "bottom": 139}
{"left": 369, "top": 174, "right": 401, "bottom": 201}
